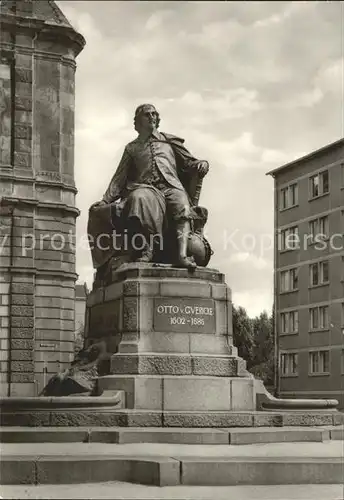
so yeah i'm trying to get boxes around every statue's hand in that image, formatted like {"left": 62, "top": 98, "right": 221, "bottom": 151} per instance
{"left": 197, "top": 161, "right": 209, "bottom": 178}
{"left": 90, "top": 200, "right": 107, "bottom": 211}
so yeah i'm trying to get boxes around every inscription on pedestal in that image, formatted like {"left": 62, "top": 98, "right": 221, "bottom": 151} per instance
{"left": 154, "top": 298, "right": 216, "bottom": 333}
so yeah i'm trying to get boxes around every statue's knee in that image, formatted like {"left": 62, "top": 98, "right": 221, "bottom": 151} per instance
{"left": 129, "top": 188, "right": 150, "bottom": 201}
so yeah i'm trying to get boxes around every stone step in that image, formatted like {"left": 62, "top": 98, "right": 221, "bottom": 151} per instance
{"left": 1, "top": 409, "right": 343, "bottom": 427}
{"left": 1, "top": 441, "right": 343, "bottom": 486}
{"left": 0, "top": 425, "right": 343, "bottom": 444}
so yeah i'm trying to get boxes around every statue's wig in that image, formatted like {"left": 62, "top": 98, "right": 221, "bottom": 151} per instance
{"left": 134, "top": 104, "right": 160, "bottom": 132}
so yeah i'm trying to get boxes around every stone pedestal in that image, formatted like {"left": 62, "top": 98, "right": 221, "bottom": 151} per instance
{"left": 86, "top": 264, "right": 255, "bottom": 412}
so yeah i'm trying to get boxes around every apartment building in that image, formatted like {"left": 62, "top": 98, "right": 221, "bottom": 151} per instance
{"left": 267, "top": 138, "right": 344, "bottom": 407}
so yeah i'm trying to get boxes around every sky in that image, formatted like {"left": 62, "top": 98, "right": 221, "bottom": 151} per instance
{"left": 56, "top": 0, "right": 343, "bottom": 317}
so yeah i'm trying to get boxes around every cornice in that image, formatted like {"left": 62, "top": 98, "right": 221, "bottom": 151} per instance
{"left": 0, "top": 171, "right": 77, "bottom": 194}
{"left": 0, "top": 13, "right": 85, "bottom": 57}
{"left": 0, "top": 197, "right": 80, "bottom": 217}
{"left": 0, "top": 266, "right": 78, "bottom": 280}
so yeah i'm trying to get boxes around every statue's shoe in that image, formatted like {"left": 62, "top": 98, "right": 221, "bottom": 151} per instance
{"left": 176, "top": 255, "right": 197, "bottom": 269}
{"left": 135, "top": 248, "right": 153, "bottom": 263}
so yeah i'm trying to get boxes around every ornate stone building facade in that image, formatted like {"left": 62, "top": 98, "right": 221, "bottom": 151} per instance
{"left": 0, "top": 0, "right": 84, "bottom": 395}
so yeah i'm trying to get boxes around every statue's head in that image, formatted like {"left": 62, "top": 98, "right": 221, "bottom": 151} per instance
{"left": 134, "top": 103, "right": 160, "bottom": 133}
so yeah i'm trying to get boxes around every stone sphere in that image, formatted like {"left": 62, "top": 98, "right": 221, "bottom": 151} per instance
{"left": 187, "top": 233, "right": 212, "bottom": 267}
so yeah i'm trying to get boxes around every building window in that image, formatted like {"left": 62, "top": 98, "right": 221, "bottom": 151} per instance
{"left": 310, "top": 263, "right": 318, "bottom": 286}
{"left": 281, "top": 312, "right": 288, "bottom": 333}
{"left": 290, "top": 310, "right": 299, "bottom": 333}
{"left": 280, "top": 226, "right": 299, "bottom": 251}
{"left": 280, "top": 188, "right": 288, "bottom": 211}
{"left": 309, "top": 350, "right": 330, "bottom": 374}
{"left": 308, "top": 216, "right": 329, "bottom": 243}
{"left": 280, "top": 310, "right": 299, "bottom": 334}
{"left": 280, "top": 268, "right": 298, "bottom": 292}
{"left": 281, "top": 352, "right": 298, "bottom": 375}
{"left": 319, "top": 305, "right": 329, "bottom": 329}
{"left": 309, "top": 305, "right": 329, "bottom": 330}
{"left": 289, "top": 183, "right": 298, "bottom": 206}
{"left": 310, "top": 170, "right": 329, "bottom": 198}
{"left": 308, "top": 220, "right": 317, "bottom": 243}
{"left": 309, "top": 307, "right": 318, "bottom": 329}
{"left": 321, "top": 261, "right": 329, "bottom": 282}
{"left": 310, "top": 174, "right": 319, "bottom": 198}
{"left": 341, "top": 163, "right": 344, "bottom": 187}
{"left": 319, "top": 216, "right": 329, "bottom": 237}
{"left": 280, "top": 183, "right": 298, "bottom": 210}
{"left": 309, "top": 261, "right": 329, "bottom": 286}
{"left": 341, "top": 349, "right": 344, "bottom": 374}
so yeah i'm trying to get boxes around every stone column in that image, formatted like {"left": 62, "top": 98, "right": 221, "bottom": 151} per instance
{"left": 0, "top": 0, "right": 85, "bottom": 396}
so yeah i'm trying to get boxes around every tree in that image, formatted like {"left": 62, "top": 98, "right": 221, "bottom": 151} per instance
{"left": 250, "top": 310, "right": 275, "bottom": 386}
{"left": 232, "top": 303, "right": 275, "bottom": 388}
{"left": 252, "top": 311, "right": 273, "bottom": 365}
{"left": 232, "top": 305, "right": 254, "bottom": 367}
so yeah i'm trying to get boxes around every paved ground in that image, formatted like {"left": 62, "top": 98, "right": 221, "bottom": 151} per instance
{"left": 2, "top": 440, "right": 343, "bottom": 458}
{"left": 0, "top": 483, "right": 343, "bottom": 499}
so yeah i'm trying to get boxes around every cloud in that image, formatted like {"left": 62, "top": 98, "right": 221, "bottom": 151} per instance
{"left": 229, "top": 252, "right": 271, "bottom": 271}
{"left": 55, "top": 1, "right": 342, "bottom": 317}
{"left": 145, "top": 10, "right": 174, "bottom": 31}
{"left": 253, "top": 1, "right": 313, "bottom": 27}
{"left": 233, "top": 289, "right": 273, "bottom": 317}
{"left": 164, "top": 88, "right": 262, "bottom": 126}
{"left": 315, "top": 59, "right": 343, "bottom": 96}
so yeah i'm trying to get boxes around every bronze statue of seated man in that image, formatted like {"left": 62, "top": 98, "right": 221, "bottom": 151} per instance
{"left": 88, "top": 104, "right": 212, "bottom": 279}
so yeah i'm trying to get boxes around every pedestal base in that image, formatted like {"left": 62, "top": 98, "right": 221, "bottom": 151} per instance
{"left": 98, "top": 374, "right": 255, "bottom": 411}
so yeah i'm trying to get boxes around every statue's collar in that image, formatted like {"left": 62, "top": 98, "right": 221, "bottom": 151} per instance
{"left": 137, "top": 129, "right": 161, "bottom": 143}
{"left": 136, "top": 130, "right": 185, "bottom": 144}
{"left": 160, "top": 132, "right": 185, "bottom": 144}
{"left": 151, "top": 130, "right": 162, "bottom": 140}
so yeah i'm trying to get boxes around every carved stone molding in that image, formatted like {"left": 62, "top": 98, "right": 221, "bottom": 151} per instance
{"left": 36, "top": 171, "right": 61, "bottom": 182}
